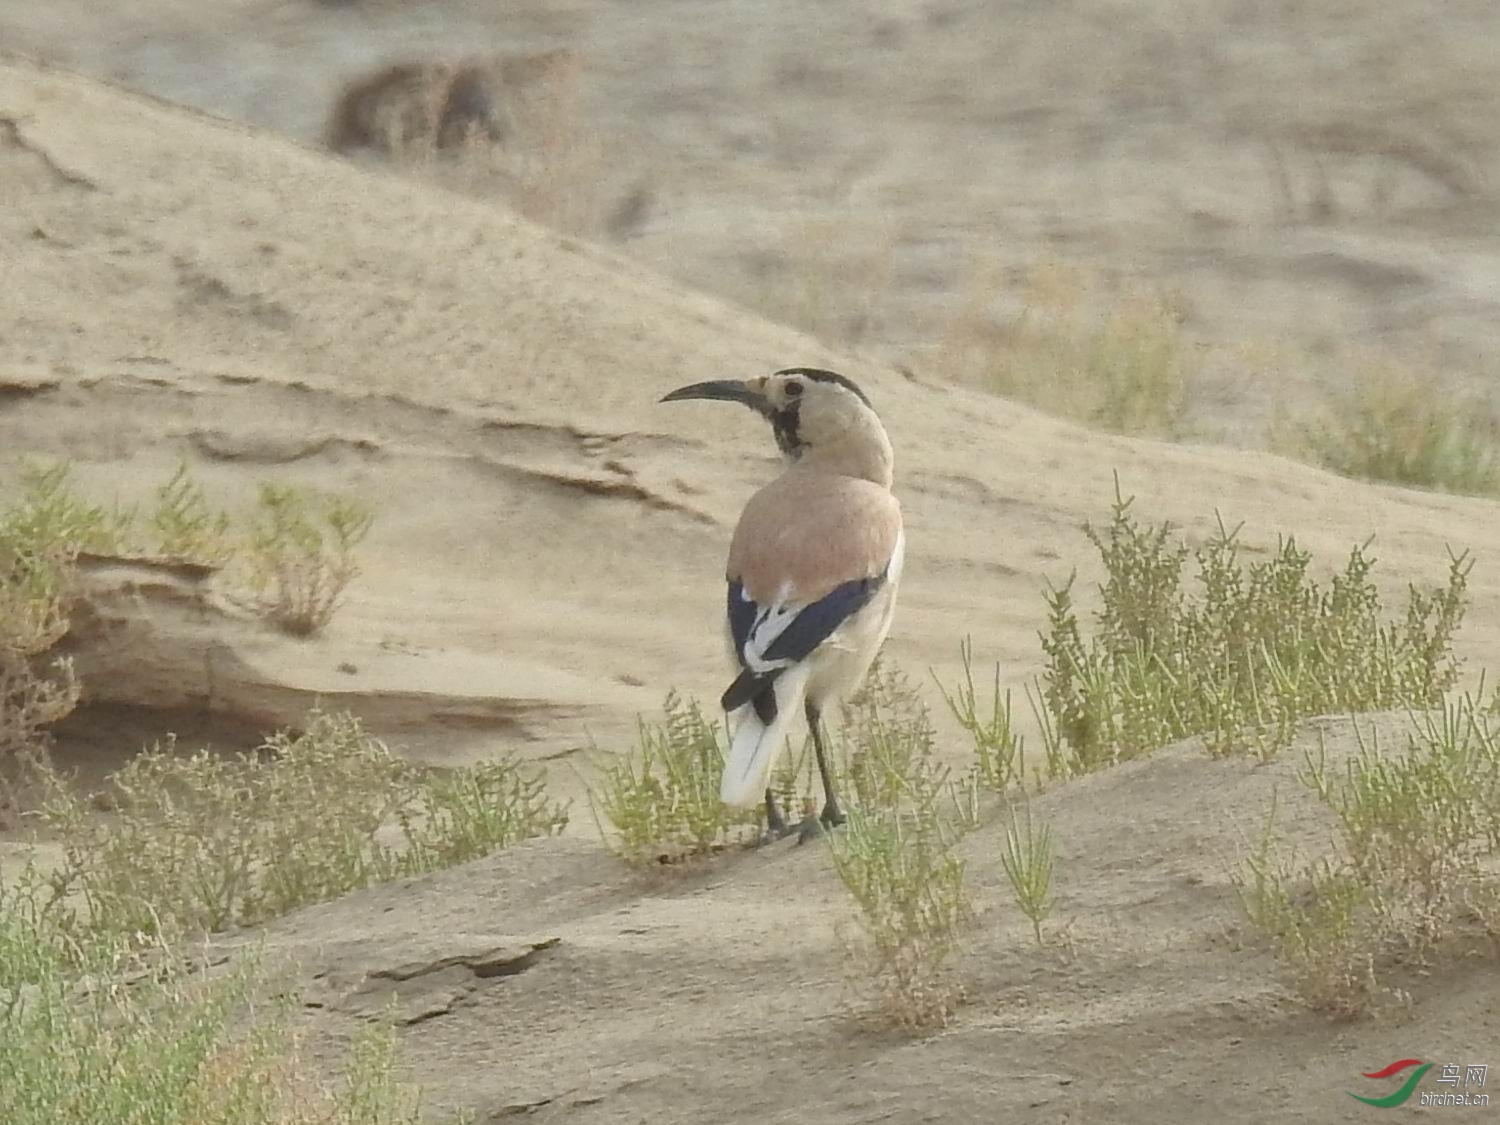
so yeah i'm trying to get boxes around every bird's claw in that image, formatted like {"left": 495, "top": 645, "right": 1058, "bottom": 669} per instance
{"left": 762, "top": 792, "right": 846, "bottom": 846}
{"left": 758, "top": 820, "right": 799, "bottom": 846}
{"left": 794, "top": 805, "right": 846, "bottom": 845}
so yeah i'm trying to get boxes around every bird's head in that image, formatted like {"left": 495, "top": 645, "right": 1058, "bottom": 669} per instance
{"left": 661, "top": 367, "right": 892, "bottom": 486}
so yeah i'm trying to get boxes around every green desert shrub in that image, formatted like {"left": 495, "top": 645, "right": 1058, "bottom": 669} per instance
{"left": 34, "top": 710, "right": 566, "bottom": 941}
{"left": 827, "top": 779, "right": 975, "bottom": 1030}
{"left": 246, "top": 484, "right": 374, "bottom": 636}
{"left": 1238, "top": 695, "right": 1500, "bottom": 1016}
{"left": 0, "top": 862, "right": 437, "bottom": 1125}
{"left": 151, "top": 460, "right": 235, "bottom": 565}
{"left": 934, "top": 638, "right": 1029, "bottom": 791}
{"left": 824, "top": 659, "right": 984, "bottom": 1029}
{"left": 1040, "top": 484, "right": 1468, "bottom": 770}
{"left": 593, "top": 692, "right": 762, "bottom": 864}
{"left": 0, "top": 464, "right": 117, "bottom": 760}
{"left": 1300, "top": 360, "right": 1500, "bottom": 496}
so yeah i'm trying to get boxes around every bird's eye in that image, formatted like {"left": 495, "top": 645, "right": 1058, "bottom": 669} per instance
{"left": 784, "top": 381, "right": 803, "bottom": 398}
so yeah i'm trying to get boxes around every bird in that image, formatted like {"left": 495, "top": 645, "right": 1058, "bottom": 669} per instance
{"left": 660, "top": 367, "right": 904, "bottom": 841}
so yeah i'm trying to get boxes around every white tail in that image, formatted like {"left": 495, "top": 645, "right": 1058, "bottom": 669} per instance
{"left": 719, "top": 664, "right": 811, "bottom": 807}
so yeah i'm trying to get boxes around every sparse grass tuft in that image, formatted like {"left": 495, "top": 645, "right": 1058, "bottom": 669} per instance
{"left": 825, "top": 657, "right": 981, "bottom": 1029}
{"left": 0, "top": 548, "right": 78, "bottom": 762}
{"left": 0, "top": 465, "right": 114, "bottom": 760}
{"left": 398, "top": 757, "right": 570, "bottom": 874}
{"left": 1238, "top": 834, "right": 1383, "bottom": 1018}
{"left": 593, "top": 662, "right": 985, "bottom": 877}
{"left": 36, "top": 712, "right": 407, "bottom": 938}
{"left": 1, "top": 461, "right": 379, "bottom": 767}
{"left": 33, "top": 710, "right": 565, "bottom": 941}
{"left": 152, "top": 460, "right": 235, "bottom": 566}
{"left": 247, "top": 484, "right": 374, "bottom": 636}
{"left": 1238, "top": 694, "right": 1500, "bottom": 1016}
{"left": 838, "top": 659, "right": 945, "bottom": 810}
{"left": 934, "top": 638, "right": 1028, "bottom": 791}
{"left": 1299, "top": 359, "right": 1500, "bottom": 496}
{"left": 593, "top": 692, "right": 761, "bottom": 865}
{"left": 828, "top": 789, "right": 973, "bottom": 1031}
{"left": 999, "top": 799, "right": 1055, "bottom": 944}
{"left": 943, "top": 261, "right": 1191, "bottom": 438}
{"left": 3, "top": 462, "right": 131, "bottom": 558}
{"left": 0, "top": 860, "right": 446, "bottom": 1125}
{"left": 4, "top": 460, "right": 374, "bottom": 678}
{"left": 1040, "top": 481, "right": 1468, "bottom": 771}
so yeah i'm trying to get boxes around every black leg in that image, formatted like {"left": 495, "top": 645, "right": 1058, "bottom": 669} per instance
{"left": 765, "top": 787, "right": 787, "bottom": 834}
{"left": 762, "top": 787, "right": 794, "bottom": 843}
{"left": 806, "top": 699, "right": 846, "bottom": 833}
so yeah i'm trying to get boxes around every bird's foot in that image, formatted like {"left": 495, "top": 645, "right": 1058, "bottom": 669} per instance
{"left": 758, "top": 817, "right": 800, "bottom": 846}
{"left": 759, "top": 795, "right": 818, "bottom": 846}
{"left": 794, "top": 802, "right": 847, "bottom": 846}
{"left": 794, "top": 815, "right": 823, "bottom": 845}
{"left": 759, "top": 792, "right": 802, "bottom": 845}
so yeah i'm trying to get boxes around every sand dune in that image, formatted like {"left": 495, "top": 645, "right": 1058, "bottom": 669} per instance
{"left": 4, "top": 53, "right": 1500, "bottom": 1121}
{"left": 221, "top": 715, "right": 1496, "bottom": 1124}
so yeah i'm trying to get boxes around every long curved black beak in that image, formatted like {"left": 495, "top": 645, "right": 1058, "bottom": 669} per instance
{"left": 660, "top": 380, "right": 770, "bottom": 416}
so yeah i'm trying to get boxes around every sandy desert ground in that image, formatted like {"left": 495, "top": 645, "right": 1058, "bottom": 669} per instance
{"left": 2, "top": 2, "right": 1500, "bottom": 1120}
{"left": 7, "top": 0, "right": 1500, "bottom": 442}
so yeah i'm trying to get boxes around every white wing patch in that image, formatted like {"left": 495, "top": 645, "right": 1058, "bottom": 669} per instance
{"left": 738, "top": 581, "right": 800, "bottom": 675}
{"left": 886, "top": 528, "right": 906, "bottom": 589}
{"left": 732, "top": 526, "right": 904, "bottom": 678}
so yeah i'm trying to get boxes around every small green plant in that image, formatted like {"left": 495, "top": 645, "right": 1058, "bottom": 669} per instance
{"left": 593, "top": 692, "right": 761, "bottom": 864}
{"left": 838, "top": 658, "right": 944, "bottom": 810}
{"left": 152, "top": 461, "right": 235, "bottom": 565}
{"left": 1040, "top": 482, "right": 1469, "bottom": 771}
{"left": 828, "top": 787, "right": 973, "bottom": 1030}
{"left": 1237, "top": 837, "right": 1382, "bottom": 1018}
{"left": 934, "top": 638, "right": 1027, "bottom": 791}
{"left": 1238, "top": 695, "right": 1500, "bottom": 1016}
{"left": 0, "top": 865, "right": 440, "bottom": 1125}
{"left": 0, "top": 859, "right": 77, "bottom": 1003}
{"left": 0, "top": 466, "right": 111, "bottom": 759}
{"left": 248, "top": 716, "right": 420, "bottom": 922}
{"left": 999, "top": 800, "right": 1055, "bottom": 944}
{"left": 34, "top": 710, "right": 565, "bottom": 941}
{"left": 1303, "top": 700, "right": 1500, "bottom": 940}
{"left": 2, "top": 462, "right": 132, "bottom": 559}
{"left": 247, "top": 484, "right": 374, "bottom": 636}
{"left": 823, "top": 658, "right": 983, "bottom": 1029}
{"left": 38, "top": 714, "right": 404, "bottom": 937}
{"left": 398, "top": 758, "right": 570, "bottom": 874}
{"left": 0, "top": 549, "right": 79, "bottom": 761}
{"left": 1301, "top": 360, "right": 1500, "bottom": 496}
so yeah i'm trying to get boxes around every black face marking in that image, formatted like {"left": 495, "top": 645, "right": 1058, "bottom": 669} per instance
{"left": 774, "top": 367, "right": 873, "bottom": 410}
{"left": 771, "top": 401, "right": 803, "bottom": 456}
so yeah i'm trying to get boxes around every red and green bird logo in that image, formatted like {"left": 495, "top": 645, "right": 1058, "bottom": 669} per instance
{"left": 1348, "top": 1060, "right": 1432, "bottom": 1108}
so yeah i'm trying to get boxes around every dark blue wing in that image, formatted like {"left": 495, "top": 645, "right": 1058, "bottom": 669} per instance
{"left": 719, "top": 573, "right": 886, "bottom": 717}
{"left": 761, "top": 575, "right": 882, "bottom": 663}
{"left": 727, "top": 580, "right": 757, "bottom": 662}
